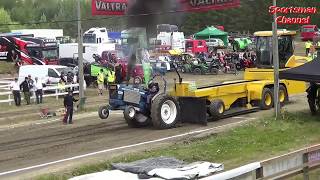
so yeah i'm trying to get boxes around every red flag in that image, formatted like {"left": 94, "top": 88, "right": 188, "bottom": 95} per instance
{"left": 91, "top": 0, "right": 240, "bottom": 16}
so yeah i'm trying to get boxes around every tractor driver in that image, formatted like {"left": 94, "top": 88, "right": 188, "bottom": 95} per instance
{"left": 145, "top": 81, "right": 160, "bottom": 109}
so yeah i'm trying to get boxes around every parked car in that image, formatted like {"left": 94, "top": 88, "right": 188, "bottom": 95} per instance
{"left": 301, "top": 25, "right": 320, "bottom": 41}
{"left": 205, "top": 38, "right": 224, "bottom": 48}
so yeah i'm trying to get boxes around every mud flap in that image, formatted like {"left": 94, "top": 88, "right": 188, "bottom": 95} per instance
{"left": 178, "top": 97, "right": 207, "bottom": 125}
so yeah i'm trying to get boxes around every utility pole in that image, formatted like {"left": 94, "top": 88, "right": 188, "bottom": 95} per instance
{"left": 77, "top": 0, "right": 85, "bottom": 110}
{"left": 272, "top": 0, "right": 280, "bottom": 119}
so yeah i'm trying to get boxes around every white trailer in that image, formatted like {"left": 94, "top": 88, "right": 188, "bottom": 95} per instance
{"left": 11, "top": 29, "right": 63, "bottom": 39}
{"left": 59, "top": 43, "right": 116, "bottom": 63}
{"left": 156, "top": 32, "right": 185, "bottom": 51}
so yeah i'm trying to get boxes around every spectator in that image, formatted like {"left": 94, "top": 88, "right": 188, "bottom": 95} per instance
{"left": 97, "top": 69, "right": 105, "bottom": 96}
{"left": 63, "top": 90, "right": 78, "bottom": 124}
{"left": 115, "top": 64, "right": 123, "bottom": 84}
{"left": 305, "top": 40, "right": 312, "bottom": 56}
{"left": 66, "top": 71, "right": 74, "bottom": 91}
{"left": 60, "top": 72, "right": 67, "bottom": 83}
{"left": 28, "top": 74, "right": 34, "bottom": 98}
{"left": 20, "top": 77, "right": 31, "bottom": 105}
{"left": 10, "top": 78, "right": 21, "bottom": 106}
{"left": 35, "top": 77, "right": 44, "bottom": 104}
{"left": 67, "top": 72, "right": 74, "bottom": 85}
{"left": 58, "top": 79, "right": 66, "bottom": 95}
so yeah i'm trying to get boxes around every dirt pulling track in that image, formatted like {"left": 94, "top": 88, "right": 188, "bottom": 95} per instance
{"left": 0, "top": 94, "right": 309, "bottom": 180}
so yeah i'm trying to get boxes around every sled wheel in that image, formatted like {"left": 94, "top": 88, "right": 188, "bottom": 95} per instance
{"left": 193, "top": 67, "right": 202, "bottom": 75}
{"left": 277, "top": 85, "right": 289, "bottom": 106}
{"left": 98, "top": 105, "right": 110, "bottom": 119}
{"left": 209, "top": 99, "right": 225, "bottom": 121}
{"left": 260, "top": 88, "right": 274, "bottom": 110}
{"left": 151, "top": 94, "right": 180, "bottom": 129}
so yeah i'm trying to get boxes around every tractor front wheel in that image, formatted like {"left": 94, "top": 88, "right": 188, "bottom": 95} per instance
{"left": 133, "top": 76, "right": 143, "bottom": 84}
{"left": 193, "top": 67, "right": 202, "bottom": 75}
{"left": 124, "top": 106, "right": 150, "bottom": 128}
{"left": 151, "top": 94, "right": 180, "bottom": 129}
{"left": 98, "top": 105, "right": 110, "bottom": 119}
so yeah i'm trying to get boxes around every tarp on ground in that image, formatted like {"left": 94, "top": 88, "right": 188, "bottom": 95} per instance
{"left": 70, "top": 157, "right": 224, "bottom": 180}
{"left": 194, "top": 26, "right": 228, "bottom": 46}
{"left": 279, "top": 58, "right": 320, "bottom": 82}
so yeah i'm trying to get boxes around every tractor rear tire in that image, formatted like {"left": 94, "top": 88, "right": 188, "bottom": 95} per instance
{"left": 98, "top": 105, "right": 110, "bottom": 119}
{"left": 193, "top": 67, "right": 202, "bottom": 75}
{"left": 209, "top": 99, "right": 225, "bottom": 121}
{"left": 260, "top": 88, "right": 274, "bottom": 110}
{"left": 151, "top": 94, "right": 180, "bottom": 129}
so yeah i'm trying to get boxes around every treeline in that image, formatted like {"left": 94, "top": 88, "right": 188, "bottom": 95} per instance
{"left": 0, "top": 0, "right": 319, "bottom": 37}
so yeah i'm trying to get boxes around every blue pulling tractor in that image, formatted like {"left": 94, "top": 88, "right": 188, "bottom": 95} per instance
{"left": 98, "top": 74, "right": 180, "bottom": 129}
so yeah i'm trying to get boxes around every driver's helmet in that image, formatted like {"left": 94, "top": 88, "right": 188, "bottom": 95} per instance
{"left": 148, "top": 81, "right": 159, "bottom": 93}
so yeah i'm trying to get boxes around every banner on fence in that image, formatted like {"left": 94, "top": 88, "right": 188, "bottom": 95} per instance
{"left": 91, "top": 0, "right": 241, "bottom": 16}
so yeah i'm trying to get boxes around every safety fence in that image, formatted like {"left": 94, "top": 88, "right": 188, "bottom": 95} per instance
{"left": 201, "top": 144, "right": 320, "bottom": 180}
{"left": 0, "top": 79, "right": 13, "bottom": 91}
{"left": 0, "top": 83, "right": 79, "bottom": 105}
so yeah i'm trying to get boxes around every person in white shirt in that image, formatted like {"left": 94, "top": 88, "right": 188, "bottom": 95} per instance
{"left": 10, "top": 78, "right": 21, "bottom": 106}
{"left": 35, "top": 77, "right": 44, "bottom": 104}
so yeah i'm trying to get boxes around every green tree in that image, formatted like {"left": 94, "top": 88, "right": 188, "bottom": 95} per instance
{"left": 0, "top": 8, "right": 13, "bottom": 33}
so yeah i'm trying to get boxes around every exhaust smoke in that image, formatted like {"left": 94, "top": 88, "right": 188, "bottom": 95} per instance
{"left": 124, "top": 0, "right": 185, "bottom": 83}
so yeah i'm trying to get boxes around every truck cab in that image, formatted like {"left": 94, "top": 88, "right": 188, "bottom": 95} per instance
{"left": 21, "top": 37, "right": 59, "bottom": 65}
{"left": 185, "top": 39, "right": 208, "bottom": 54}
{"left": 244, "top": 30, "right": 308, "bottom": 81}
{"left": 83, "top": 27, "right": 110, "bottom": 44}
{"left": 156, "top": 32, "right": 185, "bottom": 52}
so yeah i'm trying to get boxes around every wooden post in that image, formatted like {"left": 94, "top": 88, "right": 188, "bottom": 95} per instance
{"left": 256, "top": 167, "right": 264, "bottom": 179}
{"left": 303, "top": 153, "right": 309, "bottom": 180}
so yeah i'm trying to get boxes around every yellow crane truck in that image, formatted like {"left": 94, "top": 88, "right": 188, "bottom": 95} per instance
{"left": 100, "top": 30, "right": 308, "bottom": 129}
{"left": 149, "top": 30, "right": 308, "bottom": 129}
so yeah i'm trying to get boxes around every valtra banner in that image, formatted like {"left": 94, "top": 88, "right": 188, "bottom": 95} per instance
{"left": 92, "top": 0, "right": 241, "bottom": 16}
